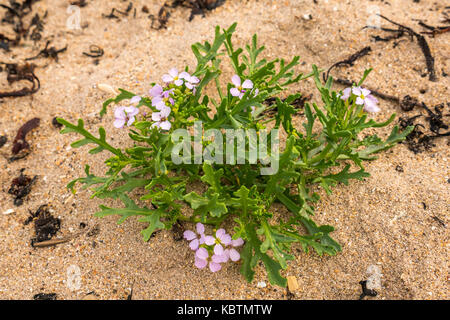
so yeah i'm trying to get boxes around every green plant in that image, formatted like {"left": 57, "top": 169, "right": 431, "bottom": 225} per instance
{"left": 57, "top": 23, "right": 413, "bottom": 287}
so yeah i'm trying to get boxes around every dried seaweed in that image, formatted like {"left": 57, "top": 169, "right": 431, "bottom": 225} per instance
{"left": 359, "top": 280, "right": 377, "bottom": 300}
{"left": 103, "top": 2, "right": 133, "bottom": 20}
{"left": 0, "top": 1, "right": 44, "bottom": 47}
{"left": 374, "top": 15, "right": 437, "bottom": 82}
{"left": 0, "top": 135, "right": 7, "bottom": 148}
{"left": 399, "top": 102, "right": 449, "bottom": 154}
{"left": 150, "top": 0, "right": 225, "bottom": 29}
{"left": 11, "top": 117, "right": 40, "bottom": 155}
{"left": 418, "top": 21, "right": 450, "bottom": 37}
{"left": 0, "top": 63, "right": 40, "bottom": 98}
{"left": 25, "top": 41, "right": 67, "bottom": 62}
{"left": 82, "top": 45, "right": 104, "bottom": 58}
{"left": 25, "top": 204, "right": 61, "bottom": 246}
{"left": 324, "top": 46, "right": 372, "bottom": 82}
{"left": 8, "top": 169, "right": 37, "bottom": 206}
{"left": 70, "top": 0, "right": 87, "bottom": 7}
{"left": 33, "top": 293, "right": 57, "bottom": 300}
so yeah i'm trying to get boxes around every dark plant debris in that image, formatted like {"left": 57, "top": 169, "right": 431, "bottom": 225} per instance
{"left": 418, "top": 21, "right": 450, "bottom": 37}
{"left": 0, "top": 0, "right": 46, "bottom": 48}
{"left": 52, "top": 116, "right": 63, "bottom": 128}
{"left": 25, "top": 40, "right": 67, "bottom": 62}
{"left": 359, "top": 280, "right": 378, "bottom": 300}
{"left": 324, "top": 46, "right": 372, "bottom": 82}
{"left": 33, "top": 293, "right": 57, "bottom": 300}
{"left": 432, "top": 216, "right": 446, "bottom": 228}
{"left": 103, "top": 2, "right": 133, "bottom": 20}
{"left": 399, "top": 102, "right": 449, "bottom": 154}
{"left": 11, "top": 117, "right": 40, "bottom": 157}
{"left": 25, "top": 204, "right": 61, "bottom": 246}
{"left": 0, "top": 63, "right": 40, "bottom": 98}
{"left": 8, "top": 169, "right": 37, "bottom": 206}
{"left": 171, "top": 221, "right": 184, "bottom": 241}
{"left": 82, "top": 45, "right": 104, "bottom": 58}
{"left": 70, "top": 0, "right": 88, "bottom": 7}
{"left": 150, "top": 0, "right": 225, "bottom": 30}
{"left": 0, "top": 135, "right": 7, "bottom": 148}
{"left": 369, "top": 14, "right": 437, "bottom": 82}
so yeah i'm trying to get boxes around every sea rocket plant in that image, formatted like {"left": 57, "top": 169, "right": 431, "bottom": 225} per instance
{"left": 57, "top": 24, "right": 413, "bottom": 287}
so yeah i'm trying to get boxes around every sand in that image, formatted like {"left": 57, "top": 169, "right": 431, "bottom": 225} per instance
{"left": 0, "top": 0, "right": 448, "bottom": 300}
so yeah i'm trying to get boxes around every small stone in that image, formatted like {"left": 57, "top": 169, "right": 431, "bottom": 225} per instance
{"left": 3, "top": 209, "right": 15, "bottom": 215}
{"left": 302, "top": 14, "right": 312, "bottom": 20}
{"left": 287, "top": 276, "right": 299, "bottom": 292}
{"left": 257, "top": 281, "right": 267, "bottom": 288}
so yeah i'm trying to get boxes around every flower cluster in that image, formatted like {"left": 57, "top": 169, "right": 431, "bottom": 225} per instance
{"left": 183, "top": 223, "right": 244, "bottom": 272}
{"left": 339, "top": 86, "right": 380, "bottom": 113}
{"left": 113, "top": 68, "right": 200, "bottom": 130}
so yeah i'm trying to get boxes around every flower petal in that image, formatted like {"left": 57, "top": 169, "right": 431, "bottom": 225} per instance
{"left": 190, "top": 76, "right": 200, "bottom": 84}
{"left": 231, "top": 74, "right": 241, "bottom": 87}
{"left": 162, "top": 74, "right": 173, "bottom": 83}
{"left": 149, "top": 84, "right": 163, "bottom": 97}
{"left": 216, "top": 229, "right": 226, "bottom": 238}
{"left": 114, "top": 106, "right": 125, "bottom": 119}
{"left": 229, "top": 248, "right": 240, "bottom": 261}
{"left": 196, "top": 247, "right": 209, "bottom": 260}
{"left": 219, "top": 233, "right": 232, "bottom": 245}
{"left": 361, "top": 88, "right": 371, "bottom": 96}
{"left": 196, "top": 223, "right": 205, "bottom": 235}
{"left": 204, "top": 236, "right": 216, "bottom": 246}
{"left": 231, "top": 238, "right": 244, "bottom": 247}
{"left": 242, "top": 79, "right": 253, "bottom": 89}
{"left": 352, "top": 86, "right": 362, "bottom": 96}
{"left": 179, "top": 71, "right": 190, "bottom": 80}
{"left": 152, "top": 112, "right": 162, "bottom": 122}
{"left": 168, "top": 68, "right": 178, "bottom": 78}
{"left": 185, "top": 82, "right": 194, "bottom": 90}
{"left": 209, "top": 262, "right": 222, "bottom": 272}
{"left": 130, "top": 96, "right": 141, "bottom": 104}
{"left": 114, "top": 118, "right": 126, "bottom": 128}
{"left": 126, "top": 116, "right": 136, "bottom": 127}
{"left": 355, "top": 97, "right": 364, "bottom": 105}
{"left": 159, "top": 121, "right": 171, "bottom": 131}
{"left": 230, "top": 87, "right": 240, "bottom": 97}
{"left": 214, "top": 244, "right": 224, "bottom": 256}
{"left": 184, "top": 230, "right": 196, "bottom": 241}
{"left": 189, "top": 239, "right": 199, "bottom": 250}
{"left": 194, "top": 257, "right": 207, "bottom": 269}
{"left": 174, "top": 79, "right": 184, "bottom": 86}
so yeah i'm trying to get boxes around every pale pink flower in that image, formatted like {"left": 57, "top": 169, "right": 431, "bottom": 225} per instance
{"left": 230, "top": 75, "right": 253, "bottom": 99}
{"left": 114, "top": 106, "right": 139, "bottom": 128}
{"left": 352, "top": 87, "right": 380, "bottom": 113}
{"left": 162, "top": 68, "right": 184, "bottom": 86}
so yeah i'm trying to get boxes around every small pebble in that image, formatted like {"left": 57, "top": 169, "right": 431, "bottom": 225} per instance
{"left": 3, "top": 209, "right": 15, "bottom": 215}
{"left": 257, "top": 281, "right": 267, "bottom": 288}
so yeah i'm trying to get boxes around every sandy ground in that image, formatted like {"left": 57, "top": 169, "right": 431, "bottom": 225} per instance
{"left": 0, "top": 0, "right": 448, "bottom": 300}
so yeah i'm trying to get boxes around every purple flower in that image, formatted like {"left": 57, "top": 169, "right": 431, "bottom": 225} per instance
{"left": 151, "top": 106, "right": 172, "bottom": 130}
{"left": 149, "top": 84, "right": 174, "bottom": 109}
{"left": 179, "top": 71, "right": 200, "bottom": 90}
{"left": 114, "top": 106, "right": 139, "bottom": 128}
{"left": 230, "top": 75, "right": 253, "bottom": 99}
{"left": 130, "top": 96, "right": 142, "bottom": 104}
{"left": 352, "top": 87, "right": 380, "bottom": 113}
{"left": 339, "top": 87, "right": 352, "bottom": 101}
{"left": 183, "top": 223, "right": 206, "bottom": 251}
{"left": 195, "top": 247, "right": 222, "bottom": 272}
{"left": 162, "top": 68, "right": 184, "bottom": 86}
